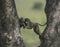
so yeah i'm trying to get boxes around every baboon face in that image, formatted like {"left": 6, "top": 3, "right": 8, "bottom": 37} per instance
{"left": 25, "top": 18, "right": 30, "bottom": 26}
{"left": 25, "top": 18, "right": 33, "bottom": 29}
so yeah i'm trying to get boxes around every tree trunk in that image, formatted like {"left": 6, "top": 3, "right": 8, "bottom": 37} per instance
{"left": 40, "top": 0, "right": 60, "bottom": 47}
{"left": 0, "top": 0, "right": 25, "bottom": 47}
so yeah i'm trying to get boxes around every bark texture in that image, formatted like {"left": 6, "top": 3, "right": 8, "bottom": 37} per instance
{"left": 40, "top": 0, "right": 60, "bottom": 47}
{"left": 0, "top": 0, "right": 25, "bottom": 47}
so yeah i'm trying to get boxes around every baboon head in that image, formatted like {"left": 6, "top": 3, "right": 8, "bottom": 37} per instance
{"left": 19, "top": 17, "right": 25, "bottom": 28}
{"left": 24, "top": 18, "right": 33, "bottom": 29}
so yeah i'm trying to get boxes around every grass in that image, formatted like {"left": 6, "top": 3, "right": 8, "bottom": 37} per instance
{"left": 21, "top": 29, "right": 40, "bottom": 47}
{"left": 15, "top": 0, "right": 46, "bottom": 47}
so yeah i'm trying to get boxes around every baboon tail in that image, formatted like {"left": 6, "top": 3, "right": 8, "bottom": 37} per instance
{"left": 39, "top": 22, "right": 47, "bottom": 26}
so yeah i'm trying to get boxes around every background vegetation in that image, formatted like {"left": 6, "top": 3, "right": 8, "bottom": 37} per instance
{"left": 15, "top": 0, "right": 46, "bottom": 47}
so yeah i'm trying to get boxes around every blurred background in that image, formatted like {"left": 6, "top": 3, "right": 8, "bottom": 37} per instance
{"left": 15, "top": 0, "right": 46, "bottom": 47}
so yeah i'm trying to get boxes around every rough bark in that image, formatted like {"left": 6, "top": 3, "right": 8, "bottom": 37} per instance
{"left": 40, "top": 0, "right": 60, "bottom": 47}
{"left": 0, "top": 0, "right": 25, "bottom": 47}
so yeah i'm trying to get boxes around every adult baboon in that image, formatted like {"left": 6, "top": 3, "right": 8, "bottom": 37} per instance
{"left": 24, "top": 18, "right": 43, "bottom": 37}
{"left": 24, "top": 18, "right": 47, "bottom": 28}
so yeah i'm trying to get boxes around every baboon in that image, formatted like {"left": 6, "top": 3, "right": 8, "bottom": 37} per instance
{"left": 19, "top": 17, "right": 25, "bottom": 28}
{"left": 24, "top": 18, "right": 46, "bottom": 38}
{"left": 24, "top": 18, "right": 47, "bottom": 28}
{"left": 19, "top": 17, "right": 47, "bottom": 39}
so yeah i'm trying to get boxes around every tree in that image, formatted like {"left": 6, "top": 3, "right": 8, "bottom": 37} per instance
{"left": 0, "top": 0, "right": 25, "bottom": 47}
{"left": 39, "top": 0, "right": 60, "bottom": 47}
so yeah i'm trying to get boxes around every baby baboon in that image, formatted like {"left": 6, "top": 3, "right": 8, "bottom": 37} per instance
{"left": 19, "top": 17, "right": 46, "bottom": 36}
{"left": 19, "top": 17, "right": 25, "bottom": 28}
{"left": 19, "top": 17, "right": 33, "bottom": 29}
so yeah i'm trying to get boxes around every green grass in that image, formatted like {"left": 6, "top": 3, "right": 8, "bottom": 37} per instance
{"left": 21, "top": 29, "right": 40, "bottom": 47}
{"left": 15, "top": 0, "right": 46, "bottom": 47}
